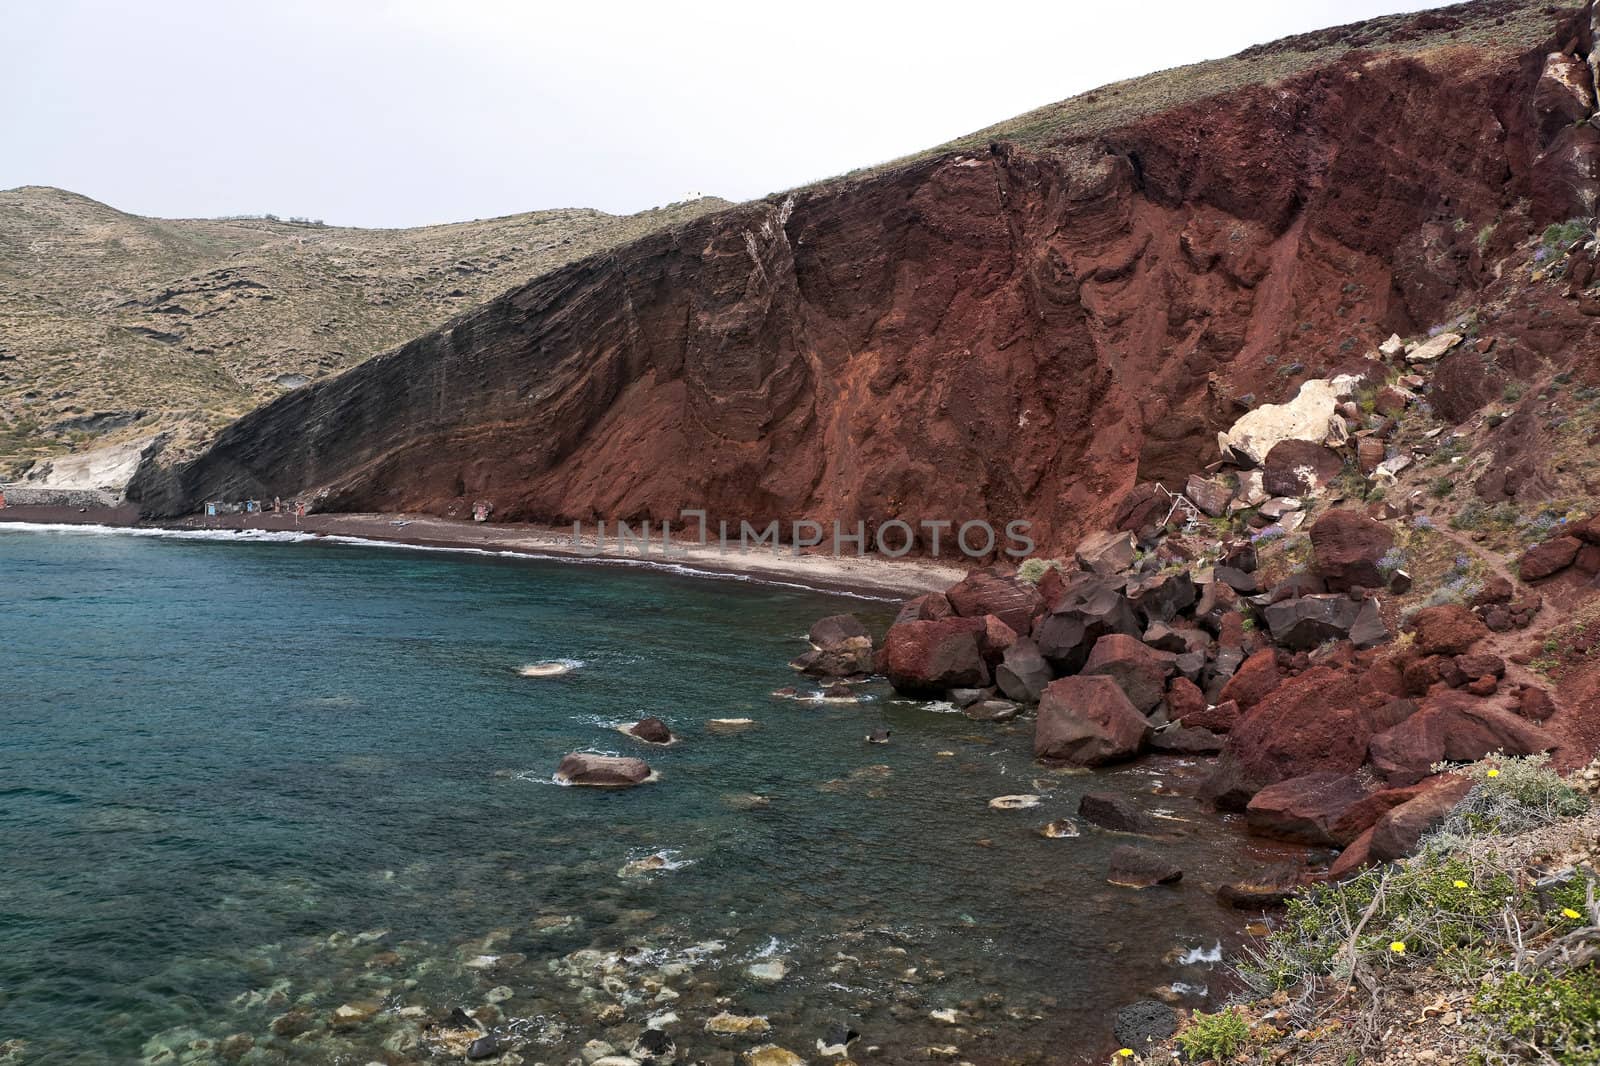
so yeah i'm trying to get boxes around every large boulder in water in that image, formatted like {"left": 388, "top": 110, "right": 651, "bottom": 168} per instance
{"left": 1034, "top": 676, "right": 1150, "bottom": 766}
{"left": 883, "top": 618, "right": 988, "bottom": 695}
{"left": 809, "top": 614, "right": 869, "bottom": 647}
{"left": 556, "top": 753, "right": 653, "bottom": 787}
{"left": 945, "top": 568, "right": 1043, "bottom": 634}
{"left": 1310, "top": 510, "right": 1394, "bottom": 591}
{"left": 1080, "top": 633, "right": 1174, "bottom": 713}
{"left": 626, "top": 717, "right": 675, "bottom": 744}
{"left": 994, "top": 637, "right": 1053, "bottom": 704}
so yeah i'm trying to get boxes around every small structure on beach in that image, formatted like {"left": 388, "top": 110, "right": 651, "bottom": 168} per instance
{"left": 472, "top": 500, "right": 494, "bottom": 522}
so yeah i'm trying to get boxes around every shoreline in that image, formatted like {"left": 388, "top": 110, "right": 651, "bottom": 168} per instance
{"left": 0, "top": 507, "right": 965, "bottom": 599}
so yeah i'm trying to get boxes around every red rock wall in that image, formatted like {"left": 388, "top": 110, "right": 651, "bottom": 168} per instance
{"left": 131, "top": 12, "right": 1600, "bottom": 553}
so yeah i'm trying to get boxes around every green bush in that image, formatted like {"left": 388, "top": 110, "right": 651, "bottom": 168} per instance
{"left": 1475, "top": 969, "right": 1600, "bottom": 1065}
{"left": 1016, "top": 557, "right": 1061, "bottom": 584}
{"left": 1176, "top": 1007, "right": 1251, "bottom": 1063}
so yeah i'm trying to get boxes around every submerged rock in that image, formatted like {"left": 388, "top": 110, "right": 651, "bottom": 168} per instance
{"left": 747, "top": 959, "right": 789, "bottom": 983}
{"left": 743, "top": 1047, "right": 805, "bottom": 1066}
{"left": 1106, "top": 845, "right": 1183, "bottom": 887}
{"left": 1078, "top": 792, "right": 1159, "bottom": 835}
{"left": 1037, "top": 818, "right": 1080, "bottom": 839}
{"left": 816, "top": 1021, "right": 861, "bottom": 1058}
{"left": 707, "top": 1013, "right": 773, "bottom": 1036}
{"left": 988, "top": 794, "right": 1042, "bottom": 810}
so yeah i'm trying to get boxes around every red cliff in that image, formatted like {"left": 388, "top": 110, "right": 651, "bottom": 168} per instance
{"left": 130, "top": 0, "right": 1600, "bottom": 553}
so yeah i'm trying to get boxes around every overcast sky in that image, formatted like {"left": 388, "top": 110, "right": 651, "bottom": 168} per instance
{"left": 4, "top": 0, "right": 1445, "bottom": 229}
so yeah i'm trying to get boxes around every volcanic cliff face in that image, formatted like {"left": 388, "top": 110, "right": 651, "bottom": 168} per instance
{"left": 131, "top": 0, "right": 1600, "bottom": 552}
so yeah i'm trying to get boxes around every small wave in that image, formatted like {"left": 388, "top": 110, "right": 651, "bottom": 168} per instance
{"left": 922, "top": 700, "right": 961, "bottom": 714}
{"left": 749, "top": 935, "right": 786, "bottom": 959}
{"left": 0, "top": 522, "right": 902, "bottom": 599}
{"left": 569, "top": 713, "right": 630, "bottom": 729}
{"left": 1177, "top": 942, "right": 1223, "bottom": 966}
{"left": 518, "top": 658, "right": 584, "bottom": 678}
{"left": 618, "top": 849, "right": 695, "bottom": 879}
{"left": 509, "top": 770, "right": 565, "bottom": 786}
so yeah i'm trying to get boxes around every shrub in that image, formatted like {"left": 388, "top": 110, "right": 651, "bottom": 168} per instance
{"left": 1474, "top": 969, "right": 1600, "bottom": 1066}
{"left": 1430, "top": 754, "right": 1589, "bottom": 845}
{"left": 1176, "top": 1008, "right": 1251, "bottom": 1063}
{"left": 1016, "top": 557, "right": 1060, "bottom": 584}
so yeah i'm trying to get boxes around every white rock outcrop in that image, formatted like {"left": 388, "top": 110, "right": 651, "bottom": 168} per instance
{"left": 1218, "top": 379, "right": 1348, "bottom": 465}
{"left": 1405, "top": 332, "right": 1462, "bottom": 364}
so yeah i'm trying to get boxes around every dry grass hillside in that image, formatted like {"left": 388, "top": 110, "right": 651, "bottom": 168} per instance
{"left": 0, "top": 187, "right": 729, "bottom": 474}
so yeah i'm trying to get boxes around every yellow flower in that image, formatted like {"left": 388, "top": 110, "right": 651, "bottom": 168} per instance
{"left": 1453, "top": 880, "right": 1469, "bottom": 889}
{"left": 1486, "top": 769, "right": 1500, "bottom": 778}
{"left": 1117, "top": 1051, "right": 1135, "bottom": 1059}
{"left": 1390, "top": 941, "right": 1407, "bottom": 954}
{"left": 1563, "top": 908, "right": 1584, "bottom": 920}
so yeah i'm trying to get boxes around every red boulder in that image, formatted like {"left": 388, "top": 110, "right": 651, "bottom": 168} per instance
{"left": 1200, "top": 667, "right": 1378, "bottom": 810}
{"left": 1408, "top": 604, "right": 1488, "bottom": 656}
{"left": 1245, "top": 772, "right": 1376, "bottom": 847}
{"left": 945, "top": 568, "right": 1044, "bottom": 636}
{"left": 1034, "top": 675, "right": 1151, "bottom": 767}
{"left": 1217, "top": 648, "right": 1283, "bottom": 710}
{"left": 1368, "top": 690, "right": 1559, "bottom": 786}
{"left": 1310, "top": 510, "right": 1395, "bottom": 591}
{"left": 883, "top": 618, "right": 989, "bottom": 695}
{"left": 1518, "top": 536, "right": 1582, "bottom": 581}
{"left": 1081, "top": 633, "right": 1175, "bottom": 713}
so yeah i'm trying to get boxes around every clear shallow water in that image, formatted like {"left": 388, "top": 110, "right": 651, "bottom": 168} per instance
{"left": 0, "top": 527, "right": 1287, "bottom": 1065}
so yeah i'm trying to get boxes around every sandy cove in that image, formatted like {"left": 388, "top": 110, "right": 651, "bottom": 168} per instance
{"left": 0, "top": 507, "right": 965, "bottom": 599}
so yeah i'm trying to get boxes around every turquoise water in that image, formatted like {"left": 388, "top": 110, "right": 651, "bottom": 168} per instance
{"left": 0, "top": 526, "right": 1282, "bottom": 1065}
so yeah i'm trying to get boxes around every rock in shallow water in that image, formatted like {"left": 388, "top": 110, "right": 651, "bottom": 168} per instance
{"left": 626, "top": 717, "right": 675, "bottom": 744}
{"left": 1106, "top": 845, "right": 1183, "bottom": 887}
{"left": 555, "top": 753, "right": 653, "bottom": 787}
{"left": 706, "top": 1013, "right": 772, "bottom": 1036}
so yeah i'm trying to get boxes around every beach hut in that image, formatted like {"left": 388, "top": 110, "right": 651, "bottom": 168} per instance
{"left": 205, "top": 501, "right": 221, "bottom": 517}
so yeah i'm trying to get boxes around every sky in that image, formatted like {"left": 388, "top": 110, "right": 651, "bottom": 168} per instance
{"left": 3, "top": 0, "right": 1447, "bottom": 229}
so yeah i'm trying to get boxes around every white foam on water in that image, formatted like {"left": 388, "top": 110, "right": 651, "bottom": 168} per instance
{"left": 1177, "top": 942, "right": 1223, "bottom": 966}
{"left": 0, "top": 522, "right": 903, "bottom": 600}
{"left": 750, "top": 935, "right": 786, "bottom": 959}
{"left": 509, "top": 770, "right": 564, "bottom": 787}
{"left": 921, "top": 701, "right": 961, "bottom": 714}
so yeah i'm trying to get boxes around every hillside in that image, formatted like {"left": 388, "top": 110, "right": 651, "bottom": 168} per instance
{"left": 0, "top": 188, "right": 729, "bottom": 473}
{"left": 129, "top": 0, "right": 1600, "bottom": 551}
